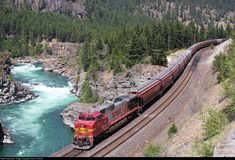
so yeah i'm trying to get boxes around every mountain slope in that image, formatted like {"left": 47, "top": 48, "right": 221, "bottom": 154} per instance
{"left": 141, "top": 0, "right": 235, "bottom": 27}
{"left": 1, "top": 0, "right": 234, "bottom": 28}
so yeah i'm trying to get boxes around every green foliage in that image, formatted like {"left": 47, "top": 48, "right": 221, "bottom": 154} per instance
{"left": 168, "top": 123, "right": 178, "bottom": 137}
{"left": 213, "top": 53, "right": 230, "bottom": 82}
{"left": 144, "top": 143, "right": 162, "bottom": 157}
{"left": 223, "top": 104, "right": 235, "bottom": 122}
{"left": 45, "top": 45, "right": 53, "bottom": 55}
{"left": 203, "top": 109, "right": 228, "bottom": 140}
{"left": 213, "top": 41, "right": 235, "bottom": 107}
{"left": 147, "top": 0, "right": 235, "bottom": 28}
{"left": 127, "top": 33, "right": 146, "bottom": 67}
{"left": 0, "top": 1, "right": 229, "bottom": 75}
{"left": 80, "top": 79, "right": 98, "bottom": 103}
{"left": 8, "top": 74, "right": 14, "bottom": 81}
{"left": 198, "top": 142, "right": 214, "bottom": 157}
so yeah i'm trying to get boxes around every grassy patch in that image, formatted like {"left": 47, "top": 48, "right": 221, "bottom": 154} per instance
{"left": 144, "top": 143, "right": 162, "bottom": 157}
{"left": 200, "top": 142, "right": 214, "bottom": 157}
{"left": 223, "top": 104, "right": 235, "bottom": 122}
{"left": 168, "top": 123, "right": 178, "bottom": 138}
{"left": 203, "top": 109, "right": 228, "bottom": 140}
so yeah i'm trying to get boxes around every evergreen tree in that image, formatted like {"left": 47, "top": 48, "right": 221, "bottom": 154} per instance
{"left": 127, "top": 33, "right": 145, "bottom": 67}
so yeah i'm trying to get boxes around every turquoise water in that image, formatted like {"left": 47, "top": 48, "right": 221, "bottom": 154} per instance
{"left": 0, "top": 63, "right": 78, "bottom": 157}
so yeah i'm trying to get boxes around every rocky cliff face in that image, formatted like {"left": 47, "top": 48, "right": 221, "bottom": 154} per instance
{"left": 0, "top": 54, "right": 37, "bottom": 105}
{"left": 5, "top": 0, "right": 86, "bottom": 18}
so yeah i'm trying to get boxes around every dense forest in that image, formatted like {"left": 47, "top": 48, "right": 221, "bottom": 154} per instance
{"left": 0, "top": 0, "right": 231, "bottom": 77}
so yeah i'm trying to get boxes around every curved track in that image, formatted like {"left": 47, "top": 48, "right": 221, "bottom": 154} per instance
{"left": 51, "top": 47, "right": 208, "bottom": 157}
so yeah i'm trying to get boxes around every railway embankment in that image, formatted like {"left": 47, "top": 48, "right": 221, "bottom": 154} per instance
{"left": 161, "top": 39, "right": 233, "bottom": 157}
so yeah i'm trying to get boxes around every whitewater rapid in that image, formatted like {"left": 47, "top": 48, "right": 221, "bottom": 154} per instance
{"left": 0, "top": 63, "right": 78, "bottom": 157}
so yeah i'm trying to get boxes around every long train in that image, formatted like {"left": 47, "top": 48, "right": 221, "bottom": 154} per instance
{"left": 73, "top": 38, "right": 227, "bottom": 149}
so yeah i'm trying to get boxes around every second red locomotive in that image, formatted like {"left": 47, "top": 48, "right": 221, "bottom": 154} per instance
{"left": 73, "top": 38, "right": 227, "bottom": 149}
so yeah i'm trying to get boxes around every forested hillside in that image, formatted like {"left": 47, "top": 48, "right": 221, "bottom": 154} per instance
{"left": 1, "top": 0, "right": 234, "bottom": 28}
{"left": 0, "top": 0, "right": 232, "bottom": 91}
{"left": 142, "top": 0, "right": 235, "bottom": 28}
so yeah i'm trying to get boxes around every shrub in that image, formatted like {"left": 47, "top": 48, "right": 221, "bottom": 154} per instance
{"left": 203, "top": 109, "right": 228, "bottom": 140}
{"left": 168, "top": 123, "right": 178, "bottom": 137}
{"left": 144, "top": 143, "right": 162, "bottom": 157}
{"left": 80, "top": 79, "right": 98, "bottom": 103}
{"left": 199, "top": 142, "right": 214, "bottom": 157}
{"left": 213, "top": 53, "right": 229, "bottom": 82}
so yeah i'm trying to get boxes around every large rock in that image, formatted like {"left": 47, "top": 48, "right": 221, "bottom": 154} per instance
{"left": 0, "top": 122, "right": 4, "bottom": 145}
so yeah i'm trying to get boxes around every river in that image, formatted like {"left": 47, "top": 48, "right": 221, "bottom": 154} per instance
{"left": 0, "top": 63, "right": 78, "bottom": 157}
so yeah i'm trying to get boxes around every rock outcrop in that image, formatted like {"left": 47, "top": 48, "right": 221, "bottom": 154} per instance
{"left": 0, "top": 121, "right": 4, "bottom": 145}
{"left": 0, "top": 78, "right": 37, "bottom": 105}
{"left": 0, "top": 121, "right": 14, "bottom": 145}
{"left": 6, "top": 0, "right": 87, "bottom": 18}
{"left": 0, "top": 54, "right": 37, "bottom": 105}
{"left": 60, "top": 102, "right": 95, "bottom": 129}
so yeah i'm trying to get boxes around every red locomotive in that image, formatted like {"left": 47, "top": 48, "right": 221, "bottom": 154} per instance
{"left": 73, "top": 38, "right": 227, "bottom": 149}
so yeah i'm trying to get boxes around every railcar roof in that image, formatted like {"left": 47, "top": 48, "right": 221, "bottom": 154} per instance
{"left": 114, "top": 94, "right": 137, "bottom": 103}
{"left": 131, "top": 52, "right": 189, "bottom": 93}
{"left": 130, "top": 68, "right": 170, "bottom": 93}
{"left": 169, "top": 53, "right": 187, "bottom": 68}
{"left": 91, "top": 103, "right": 114, "bottom": 112}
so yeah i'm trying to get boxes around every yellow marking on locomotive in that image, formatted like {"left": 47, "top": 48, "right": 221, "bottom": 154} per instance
{"left": 77, "top": 128, "right": 94, "bottom": 134}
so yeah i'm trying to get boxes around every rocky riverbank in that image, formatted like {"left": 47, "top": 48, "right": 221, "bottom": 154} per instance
{"left": 0, "top": 77, "right": 38, "bottom": 105}
{"left": 0, "top": 54, "right": 37, "bottom": 145}
{"left": 0, "top": 121, "right": 14, "bottom": 145}
{"left": 0, "top": 54, "right": 37, "bottom": 105}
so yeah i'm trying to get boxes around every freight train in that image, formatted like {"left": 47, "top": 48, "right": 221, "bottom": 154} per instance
{"left": 73, "top": 38, "right": 227, "bottom": 149}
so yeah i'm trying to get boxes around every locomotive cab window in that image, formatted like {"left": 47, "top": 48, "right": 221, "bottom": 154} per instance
{"left": 110, "top": 105, "right": 115, "bottom": 111}
{"left": 79, "top": 116, "right": 85, "bottom": 120}
{"left": 87, "top": 116, "right": 95, "bottom": 121}
{"left": 97, "top": 115, "right": 103, "bottom": 121}
{"left": 101, "top": 109, "right": 105, "bottom": 114}
{"left": 128, "top": 98, "right": 138, "bottom": 109}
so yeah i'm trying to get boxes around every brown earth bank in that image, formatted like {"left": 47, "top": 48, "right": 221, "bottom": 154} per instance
{"left": 163, "top": 39, "right": 232, "bottom": 157}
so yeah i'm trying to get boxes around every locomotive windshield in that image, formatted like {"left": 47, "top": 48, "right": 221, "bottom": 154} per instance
{"left": 78, "top": 115, "right": 95, "bottom": 121}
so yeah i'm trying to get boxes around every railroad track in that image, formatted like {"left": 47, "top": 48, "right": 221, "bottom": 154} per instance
{"left": 51, "top": 47, "right": 209, "bottom": 157}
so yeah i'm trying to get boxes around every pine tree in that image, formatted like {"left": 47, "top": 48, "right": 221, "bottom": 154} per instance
{"left": 127, "top": 33, "right": 145, "bottom": 67}
{"left": 151, "top": 34, "right": 167, "bottom": 66}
